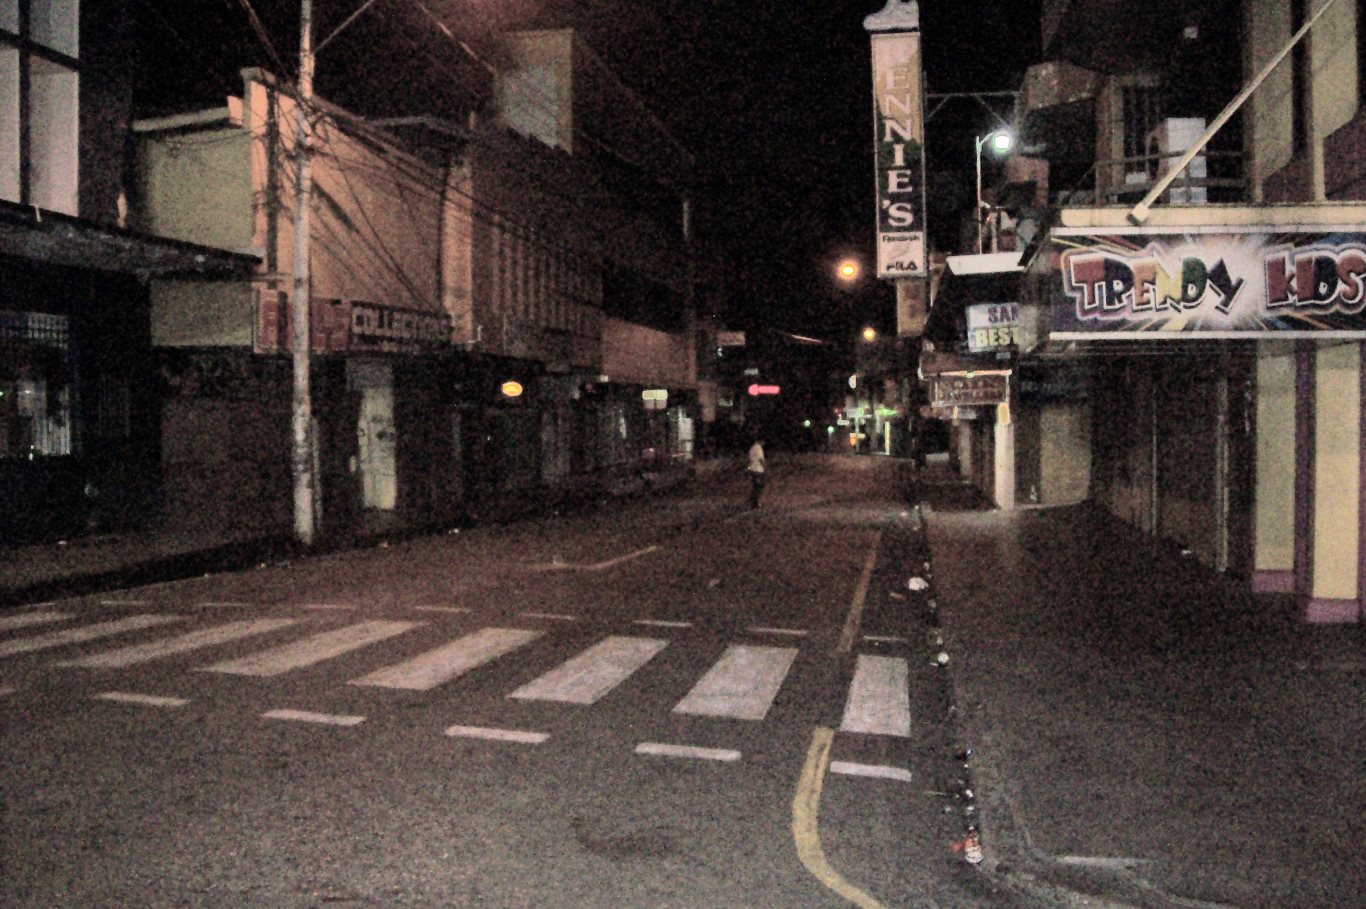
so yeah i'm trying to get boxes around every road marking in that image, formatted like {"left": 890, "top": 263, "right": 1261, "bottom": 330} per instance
{"left": 57, "top": 618, "right": 302, "bottom": 669}
{"left": 0, "top": 615, "right": 183, "bottom": 659}
{"left": 201, "top": 620, "right": 421, "bottom": 677}
{"left": 0, "top": 611, "right": 74, "bottom": 632}
{"left": 836, "top": 532, "right": 882, "bottom": 654}
{"left": 531, "top": 545, "right": 660, "bottom": 572}
{"left": 672, "top": 645, "right": 797, "bottom": 721}
{"left": 840, "top": 655, "right": 911, "bottom": 737}
{"left": 793, "top": 727, "right": 891, "bottom": 909}
{"left": 263, "top": 708, "right": 365, "bottom": 727}
{"left": 510, "top": 636, "right": 668, "bottom": 704}
{"left": 747, "top": 626, "right": 808, "bottom": 637}
{"left": 445, "top": 724, "right": 548, "bottom": 745}
{"left": 412, "top": 606, "right": 471, "bottom": 615}
{"left": 829, "top": 761, "right": 913, "bottom": 783}
{"left": 633, "top": 619, "right": 692, "bottom": 629}
{"left": 350, "top": 627, "right": 542, "bottom": 691}
{"left": 520, "top": 612, "right": 578, "bottom": 622}
{"left": 93, "top": 691, "right": 189, "bottom": 708}
{"left": 196, "top": 601, "right": 254, "bottom": 608}
{"left": 300, "top": 603, "right": 354, "bottom": 611}
{"left": 100, "top": 599, "right": 152, "bottom": 607}
{"left": 635, "top": 742, "right": 741, "bottom": 763}
{"left": 1052, "top": 855, "right": 1151, "bottom": 870}
{"left": 862, "top": 635, "right": 906, "bottom": 645}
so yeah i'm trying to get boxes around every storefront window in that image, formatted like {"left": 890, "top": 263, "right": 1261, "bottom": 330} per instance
{"left": 0, "top": 310, "right": 72, "bottom": 458}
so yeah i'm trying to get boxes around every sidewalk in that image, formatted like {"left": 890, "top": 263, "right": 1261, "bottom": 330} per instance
{"left": 916, "top": 465, "right": 1365, "bottom": 909}
{"left": 1, "top": 458, "right": 728, "bottom": 609}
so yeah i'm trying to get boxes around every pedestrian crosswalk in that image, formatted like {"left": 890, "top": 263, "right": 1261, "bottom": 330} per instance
{"left": 0, "top": 609, "right": 916, "bottom": 738}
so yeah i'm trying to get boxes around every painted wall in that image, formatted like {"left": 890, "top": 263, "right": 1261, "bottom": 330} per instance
{"left": 138, "top": 125, "right": 254, "bottom": 253}
{"left": 249, "top": 77, "right": 443, "bottom": 313}
{"left": 601, "top": 317, "right": 691, "bottom": 389}
{"left": 1254, "top": 346, "right": 1296, "bottom": 575}
{"left": 1039, "top": 402, "right": 1091, "bottom": 505}
{"left": 1312, "top": 342, "right": 1360, "bottom": 601}
{"left": 1245, "top": 0, "right": 1359, "bottom": 201}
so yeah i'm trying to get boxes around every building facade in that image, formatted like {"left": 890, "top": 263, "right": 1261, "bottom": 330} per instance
{"left": 953, "top": 0, "right": 1366, "bottom": 623}
{"left": 0, "top": 0, "right": 255, "bottom": 543}
{"left": 133, "top": 27, "right": 696, "bottom": 541}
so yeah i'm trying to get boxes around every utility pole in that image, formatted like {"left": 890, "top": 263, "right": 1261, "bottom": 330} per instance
{"left": 291, "top": 0, "right": 316, "bottom": 546}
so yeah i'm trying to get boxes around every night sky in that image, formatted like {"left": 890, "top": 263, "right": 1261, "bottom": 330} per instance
{"left": 133, "top": 0, "right": 1040, "bottom": 343}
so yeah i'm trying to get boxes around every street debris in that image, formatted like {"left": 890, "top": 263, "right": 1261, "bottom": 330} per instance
{"left": 706, "top": 577, "right": 721, "bottom": 589}
{"left": 907, "top": 576, "right": 929, "bottom": 591}
{"left": 889, "top": 591, "right": 906, "bottom": 600}
{"left": 934, "top": 651, "right": 950, "bottom": 666}
{"left": 953, "top": 833, "right": 984, "bottom": 864}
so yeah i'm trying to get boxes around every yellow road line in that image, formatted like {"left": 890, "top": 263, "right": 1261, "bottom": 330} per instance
{"left": 792, "top": 726, "right": 891, "bottom": 909}
{"left": 836, "top": 531, "right": 882, "bottom": 654}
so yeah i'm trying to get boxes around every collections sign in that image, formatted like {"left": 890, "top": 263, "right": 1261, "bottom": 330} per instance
{"left": 1053, "top": 227, "right": 1366, "bottom": 338}
{"left": 966, "top": 302, "right": 1020, "bottom": 352}
{"left": 257, "top": 293, "right": 451, "bottom": 354}
{"left": 931, "top": 373, "right": 1009, "bottom": 407}
{"left": 867, "top": 2, "right": 926, "bottom": 279}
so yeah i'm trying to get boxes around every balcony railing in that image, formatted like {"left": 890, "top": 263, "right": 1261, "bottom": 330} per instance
{"left": 1058, "top": 147, "right": 1248, "bottom": 207}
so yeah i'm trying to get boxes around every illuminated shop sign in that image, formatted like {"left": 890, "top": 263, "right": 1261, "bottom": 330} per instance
{"left": 966, "top": 302, "right": 1020, "bottom": 352}
{"left": 1052, "top": 228, "right": 1366, "bottom": 338}
{"left": 866, "top": 3, "right": 926, "bottom": 278}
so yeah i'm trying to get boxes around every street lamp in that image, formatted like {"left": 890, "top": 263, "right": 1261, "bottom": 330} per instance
{"left": 862, "top": 326, "right": 878, "bottom": 342}
{"left": 974, "top": 128, "right": 1013, "bottom": 254}
{"left": 837, "top": 259, "right": 860, "bottom": 282}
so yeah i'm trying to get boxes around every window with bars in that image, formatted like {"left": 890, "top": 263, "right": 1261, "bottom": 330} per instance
{"left": 1121, "top": 84, "right": 1165, "bottom": 163}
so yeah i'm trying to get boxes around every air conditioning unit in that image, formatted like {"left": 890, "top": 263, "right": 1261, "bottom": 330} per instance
{"left": 1146, "top": 117, "right": 1207, "bottom": 204}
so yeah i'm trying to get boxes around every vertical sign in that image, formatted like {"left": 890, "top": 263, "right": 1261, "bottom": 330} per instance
{"left": 866, "top": 1, "right": 926, "bottom": 278}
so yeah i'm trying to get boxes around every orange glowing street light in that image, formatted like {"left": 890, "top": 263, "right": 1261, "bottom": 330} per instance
{"left": 837, "top": 259, "right": 860, "bottom": 281}
{"left": 862, "top": 326, "right": 878, "bottom": 342}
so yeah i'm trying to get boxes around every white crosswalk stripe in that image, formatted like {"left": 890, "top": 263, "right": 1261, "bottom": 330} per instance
{"left": 5, "top": 613, "right": 919, "bottom": 743}
{"left": 672, "top": 644, "right": 798, "bottom": 721}
{"left": 56, "top": 618, "right": 302, "bottom": 669}
{"left": 840, "top": 654, "right": 911, "bottom": 737}
{"left": 0, "top": 615, "right": 184, "bottom": 659}
{"left": 509, "top": 636, "right": 668, "bottom": 704}
{"left": 201, "top": 620, "right": 421, "bottom": 677}
{"left": 350, "top": 627, "right": 542, "bottom": 691}
{"left": 0, "top": 611, "right": 74, "bottom": 633}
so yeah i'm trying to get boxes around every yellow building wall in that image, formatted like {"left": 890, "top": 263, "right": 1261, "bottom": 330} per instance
{"left": 1255, "top": 347, "right": 1296, "bottom": 572}
{"left": 1312, "top": 343, "right": 1360, "bottom": 601}
{"left": 138, "top": 126, "right": 255, "bottom": 252}
{"left": 150, "top": 281, "right": 254, "bottom": 348}
{"left": 1244, "top": 0, "right": 1358, "bottom": 197}
{"left": 1039, "top": 402, "right": 1090, "bottom": 505}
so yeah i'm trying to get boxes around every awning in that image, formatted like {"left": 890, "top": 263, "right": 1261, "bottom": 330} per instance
{"left": 0, "top": 200, "right": 259, "bottom": 279}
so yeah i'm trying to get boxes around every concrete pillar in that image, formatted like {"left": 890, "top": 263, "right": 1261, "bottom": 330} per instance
{"left": 994, "top": 403, "right": 1015, "bottom": 510}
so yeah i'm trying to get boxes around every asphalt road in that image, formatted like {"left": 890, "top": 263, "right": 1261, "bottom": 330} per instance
{"left": 0, "top": 457, "right": 1031, "bottom": 909}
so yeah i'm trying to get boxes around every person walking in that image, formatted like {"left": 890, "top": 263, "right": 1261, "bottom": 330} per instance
{"left": 746, "top": 436, "right": 766, "bottom": 509}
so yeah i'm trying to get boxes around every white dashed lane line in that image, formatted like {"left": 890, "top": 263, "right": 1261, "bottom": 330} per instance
{"left": 263, "top": 709, "right": 365, "bottom": 727}
{"left": 92, "top": 691, "right": 190, "bottom": 708}
{"left": 635, "top": 742, "right": 741, "bottom": 763}
{"left": 829, "top": 761, "right": 913, "bottom": 783}
{"left": 445, "top": 725, "right": 548, "bottom": 745}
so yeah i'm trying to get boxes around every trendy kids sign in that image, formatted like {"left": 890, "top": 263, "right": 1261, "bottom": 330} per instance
{"left": 866, "top": 1, "right": 926, "bottom": 279}
{"left": 1051, "top": 228, "right": 1366, "bottom": 339}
